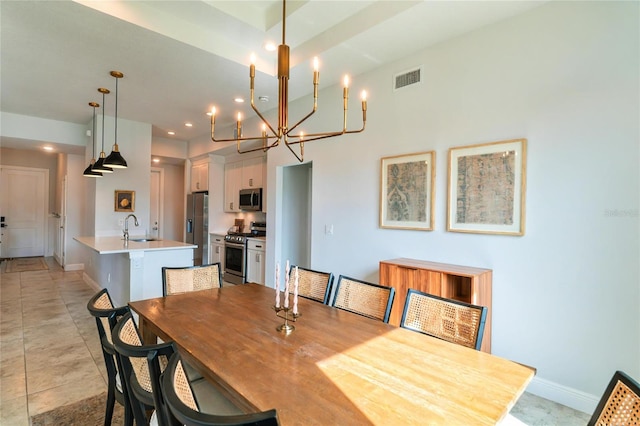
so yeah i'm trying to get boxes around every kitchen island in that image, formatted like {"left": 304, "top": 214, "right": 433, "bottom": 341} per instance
{"left": 74, "top": 236, "right": 196, "bottom": 306}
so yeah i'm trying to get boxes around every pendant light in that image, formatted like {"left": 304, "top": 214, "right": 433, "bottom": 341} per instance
{"left": 93, "top": 87, "right": 113, "bottom": 173}
{"left": 83, "top": 102, "right": 103, "bottom": 178}
{"left": 104, "top": 70, "right": 127, "bottom": 168}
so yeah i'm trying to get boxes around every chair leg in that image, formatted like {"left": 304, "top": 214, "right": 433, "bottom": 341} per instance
{"left": 104, "top": 384, "right": 115, "bottom": 426}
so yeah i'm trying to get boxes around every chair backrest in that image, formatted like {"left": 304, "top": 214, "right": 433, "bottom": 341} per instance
{"left": 588, "top": 370, "right": 640, "bottom": 426}
{"left": 112, "top": 311, "right": 176, "bottom": 426}
{"left": 162, "top": 263, "right": 222, "bottom": 296}
{"left": 87, "top": 288, "right": 129, "bottom": 349}
{"left": 162, "top": 352, "right": 279, "bottom": 426}
{"left": 331, "top": 275, "right": 395, "bottom": 323}
{"left": 290, "top": 266, "right": 334, "bottom": 304}
{"left": 400, "top": 289, "right": 487, "bottom": 350}
{"left": 86, "top": 289, "right": 130, "bottom": 404}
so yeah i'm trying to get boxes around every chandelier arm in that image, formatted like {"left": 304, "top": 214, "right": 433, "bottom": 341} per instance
{"left": 249, "top": 100, "right": 280, "bottom": 140}
{"left": 284, "top": 135, "right": 304, "bottom": 162}
{"left": 236, "top": 135, "right": 280, "bottom": 154}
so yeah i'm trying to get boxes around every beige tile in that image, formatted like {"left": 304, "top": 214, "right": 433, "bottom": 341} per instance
{"left": 27, "top": 375, "right": 106, "bottom": 416}
{"left": 1, "top": 349, "right": 25, "bottom": 379}
{"left": 0, "top": 395, "right": 28, "bottom": 426}
{"left": 0, "top": 338, "right": 24, "bottom": 361}
{"left": 26, "top": 351, "right": 102, "bottom": 395}
{"left": 0, "top": 372, "right": 27, "bottom": 401}
{"left": 25, "top": 340, "right": 94, "bottom": 374}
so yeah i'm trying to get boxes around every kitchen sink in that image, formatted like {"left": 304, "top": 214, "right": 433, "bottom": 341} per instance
{"left": 128, "top": 238, "right": 158, "bottom": 242}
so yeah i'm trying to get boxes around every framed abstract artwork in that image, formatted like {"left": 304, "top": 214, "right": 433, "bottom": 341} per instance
{"left": 447, "top": 138, "right": 527, "bottom": 235}
{"left": 380, "top": 151, "right": 435, "bottom": 231}
{"left": 115, "top": 190, "right": 135, "bottom": 212}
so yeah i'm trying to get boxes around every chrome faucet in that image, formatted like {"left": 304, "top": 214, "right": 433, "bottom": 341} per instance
{"left": 123, "top": 214, "right": 139, "bottom": 241}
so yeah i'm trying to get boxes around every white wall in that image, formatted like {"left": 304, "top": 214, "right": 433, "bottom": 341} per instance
{"left": 93, "top": 116, "right": 152, "bottom": 237}
{"left": 264, "top": 0, "right": 639, "bottom": 413}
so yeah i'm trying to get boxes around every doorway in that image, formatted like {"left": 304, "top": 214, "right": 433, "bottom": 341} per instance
{"left": 150, "top": 168, "right": 164, "bottom": 240}
{"left": 0, "top": 166, "right": 48, "bottom": 258}
{"left": 280, "top": 162, "right": 312, "bottom": 268}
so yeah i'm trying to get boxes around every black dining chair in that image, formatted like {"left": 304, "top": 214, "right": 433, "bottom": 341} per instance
{"left": 400, "top": 289, "right": 487, "bottom": 351}
{"left": 289, "top": 266, "right": 334, "bottom": 304}
{"left": 587, "top": 370, "right": 640, "bottom": 426}
{"left": 162, "top": 352, "right": 279, "bottom": 426}
{"left": 330, "top": 275, "right": 395, "bottom": 323}
{"left": 86, "top": 288, "right": 134, "bottom": 426}
{"left": 112, "top": 311, "right": 175, "bottom": 426}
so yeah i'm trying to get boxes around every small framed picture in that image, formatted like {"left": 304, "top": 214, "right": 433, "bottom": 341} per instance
{"left": 380, "top": 151, "right": 435, "bottom": 231}
{"left": 115, "top": 190, "right": 135, "bottom": 212}
{"left": 447, "top": 138, "right": 527, "bottom": 235}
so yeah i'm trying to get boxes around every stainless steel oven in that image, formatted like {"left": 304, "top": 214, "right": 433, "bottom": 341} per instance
{"left": 223, "top": 222, "right": 266, "bottom": 285}
{"left": 224, "top": 235, "right": 246, "bottom": 285}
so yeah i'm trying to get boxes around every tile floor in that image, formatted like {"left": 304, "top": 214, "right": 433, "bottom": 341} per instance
{"left": 0, "top": 258, "right": 592, "bottom": 425}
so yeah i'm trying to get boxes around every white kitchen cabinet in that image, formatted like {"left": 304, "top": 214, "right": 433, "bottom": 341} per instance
{"left": 191, "top": 163, "right": 209, "bottom": 192}
{"left": 224, "top": 157, "right": 265, "bottom": 212}
{"left": 241, "top": 157, "right": 263, "bottom": 189}
{"left": 209, "top": 234, "right": 225, "bottom": 272}
{"left": 246, "top": 238, "right": 266, "bottom": 285}
{"left": 224, "top": 161, "right": 242, "bottom": 212}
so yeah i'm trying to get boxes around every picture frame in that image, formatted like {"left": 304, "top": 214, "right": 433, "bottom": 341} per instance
{"left": 447, "top": 138, "right": 527, "bottom": 235}
{"left": 380, "top": 151, "right": 435, "bottom": 231}
{"left": 115, "top": 190, "right": 135, "bottom": 212}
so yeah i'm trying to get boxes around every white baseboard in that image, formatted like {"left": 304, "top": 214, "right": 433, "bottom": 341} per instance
{"left": 83, "top": 272, "right": 102, "bottom": 292}
{"left": 526, "top": 376, "right": 599, "bottom": 415}
{"left": 63, "top": 263, "right": 84, "bottom": 271}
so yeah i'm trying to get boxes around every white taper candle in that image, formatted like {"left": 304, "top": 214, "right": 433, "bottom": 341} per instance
{"left": 293, "top": 266, "right": 299, "bottom": 315}
{"left": 275, "top": 262, "right": 280, "bottom": 308}
{"left": 284, "top": 260, "right": 290, "bottom": 308}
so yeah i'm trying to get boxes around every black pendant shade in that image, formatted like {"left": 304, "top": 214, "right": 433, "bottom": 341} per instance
{"left": 93, "top": 87, "right": 113, "bottom": 173}
{"left": 104, "top": 71, "right": 127, "bottom": 169}
{"left": 83, "top": 102, "right": 103, "bottom": 178}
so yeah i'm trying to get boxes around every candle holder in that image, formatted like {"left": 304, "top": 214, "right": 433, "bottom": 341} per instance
{"left": 273, "top": 305, "right": 300, "bottom": 335}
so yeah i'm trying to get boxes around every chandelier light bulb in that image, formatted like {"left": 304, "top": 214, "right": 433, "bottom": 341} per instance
{"left": 361, "top": 90, "right": 367, "bottom": 101}
{"left": 343, "top": 75, "right": 350, "bottom": 88}
{"left": 313, "top": 57, "right": 319, "bottom": 71}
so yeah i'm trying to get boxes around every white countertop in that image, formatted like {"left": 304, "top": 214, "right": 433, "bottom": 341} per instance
{"left": 74, "top": 236, "right": 196, "bottom": 255}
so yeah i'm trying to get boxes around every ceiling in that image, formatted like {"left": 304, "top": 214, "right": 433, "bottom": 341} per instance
{"left": 1, "top": 0, "right": 545, "bottom": 155}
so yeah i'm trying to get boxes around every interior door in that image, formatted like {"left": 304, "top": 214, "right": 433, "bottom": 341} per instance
{"left": 150, "top": 168, "right": 163, "bottom": 239}
{"left": 0, "top": 166, "right": 48, "bottom": 258}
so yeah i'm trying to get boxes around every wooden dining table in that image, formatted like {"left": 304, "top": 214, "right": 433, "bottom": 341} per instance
{"left": 129, "top": 283, "right": 534, "bottom": 425}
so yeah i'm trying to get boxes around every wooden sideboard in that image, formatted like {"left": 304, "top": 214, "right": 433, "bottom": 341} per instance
{"left": 379, "top": 258, "right": 493, "bottom": 353}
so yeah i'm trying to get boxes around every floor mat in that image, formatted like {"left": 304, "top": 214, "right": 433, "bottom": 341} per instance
{"left": 30, "top": 392, "right": 124, "bottom": 426}
{"left": 5, "top": 257, "right": 49, "bottom": 273}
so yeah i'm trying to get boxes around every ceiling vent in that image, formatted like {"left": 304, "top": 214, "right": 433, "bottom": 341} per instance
{"left": 394, "top": 67, "right": 422, "bottom": 91}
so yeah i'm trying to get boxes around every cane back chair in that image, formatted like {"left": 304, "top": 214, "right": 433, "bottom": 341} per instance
{"left": 162, "top": 263, "right": 222, "bottom": 296}
{"left": 87, "top": 288, "right": 134, "bottom": 426}
{"left": 331, "top": 275, "right": 395, "bottom": 323}
{"left": 588, "top": 370, "right": 640, "bottom": 426}
{"left": 400, "top": 289, "right": 487, "bottom": 350}
{"left": 289, "top": 266, "right": 334, "bottom": 304}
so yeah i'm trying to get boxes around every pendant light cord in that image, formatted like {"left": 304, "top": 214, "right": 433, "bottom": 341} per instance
{"left": 114, "top": 77, "right": 118, "bottom": 145}
{"left": 101, "top": 91, "right": 106, "bottom": 151}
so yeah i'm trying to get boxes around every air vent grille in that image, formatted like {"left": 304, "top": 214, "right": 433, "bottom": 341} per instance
{"left": 394, "top": 67, "right": 422, "bottom": 90}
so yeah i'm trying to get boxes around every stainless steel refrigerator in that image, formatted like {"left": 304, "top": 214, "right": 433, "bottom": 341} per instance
{"left": 185, "top": 192, "right": 208, "bottom": 265}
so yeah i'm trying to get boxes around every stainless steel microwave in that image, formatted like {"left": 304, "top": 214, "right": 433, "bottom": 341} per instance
{"left": 239, "top": 188, "right": 262, "bottom": 211}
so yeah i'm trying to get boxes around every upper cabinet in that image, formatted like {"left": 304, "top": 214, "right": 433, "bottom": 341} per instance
{"left": 191, "top": 162, "right": 209, "bottom": 193}
{"left": 224, "top": 156, "right": 265, "bottom": 212}
{"left": 224, "top": 161, "right": 242, "bottom": 212}
{"left": 241, "top": 157, "right": 263, "bottom": 189}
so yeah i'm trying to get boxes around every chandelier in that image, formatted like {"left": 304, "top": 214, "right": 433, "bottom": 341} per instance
{"left": 210, "top": 0, "right": 367, "bottom": 162}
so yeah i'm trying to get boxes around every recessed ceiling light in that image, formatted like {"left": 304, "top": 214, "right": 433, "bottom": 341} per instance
{"left": 258, "top": 96, "right": 269, "bottom": 103}
{"left": 167, "top": 131, "right": 175, "bottom": 135}
{"left": 264, "top": 42, "right": 276, "bottom": 52}
{"left": 234, "top": 97, "right": 244, "bottom": 103}
{"left": 152, "top": 158, "right": 160, "bottom": 163}
{"left": 185, "top": 123, "right": 193, "bottom": 127}
{"left": 43, "top": 146, "right": 54, "bottom": 151}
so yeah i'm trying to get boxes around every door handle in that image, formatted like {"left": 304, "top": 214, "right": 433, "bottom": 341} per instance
{"left": 186, "top": 219, "right": 193, "bottom": 233}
